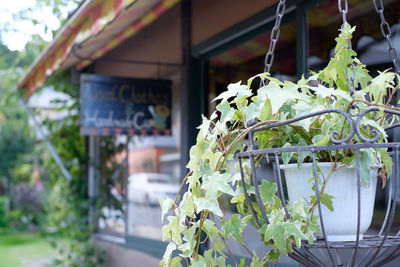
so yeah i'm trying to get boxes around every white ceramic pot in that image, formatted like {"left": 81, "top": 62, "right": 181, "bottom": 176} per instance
{"left": 281, "top": 162, "right": 377, "bottom": 242}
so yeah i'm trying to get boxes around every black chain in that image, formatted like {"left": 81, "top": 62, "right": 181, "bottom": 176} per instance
{"left": 338, "top": 0, "right": 348, "bottom": 25}
{"left": 338, "top": 0, "right": 356, "bottom": 96}
{"left": 261, "top": 0, "right": 286, "bottom": 86}
{"left": 345, "top": 63, "right": 356, "bottom": 96}
{"left": 372, "top": 0, "right": 400, "bottom": 74}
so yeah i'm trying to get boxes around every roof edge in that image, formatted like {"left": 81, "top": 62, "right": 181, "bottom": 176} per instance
{"left": 17, "top": 0, "right": 97, "bottom": 89}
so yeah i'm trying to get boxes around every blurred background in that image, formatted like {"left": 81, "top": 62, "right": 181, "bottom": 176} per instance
{"left": 2, "top": 0, "right": 400, "bottom": 267}
{"left": 0, "top": 1, "right": 99, "bottom": 266}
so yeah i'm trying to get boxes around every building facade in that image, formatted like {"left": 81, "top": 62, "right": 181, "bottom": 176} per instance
{"left": 19, "top": 0, "right": 400, "bottom": 265}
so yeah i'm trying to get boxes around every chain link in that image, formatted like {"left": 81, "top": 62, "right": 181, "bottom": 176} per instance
{"left": 373, "top": 0, "right": 385, "bottom": 12}
{"left": 345, "top": 63, "right": 356, "bottom": 96}
{"left": 338, "top": 0, "right": 348, "bottom": 24}
{"left": 261, "top": 0, "right": 286, "bottom": 86}
{"left": 372, "top": 0, "right": 400, "bottom": 74}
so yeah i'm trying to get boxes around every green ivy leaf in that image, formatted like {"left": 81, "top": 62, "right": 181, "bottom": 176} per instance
{"left": 268, "top": 195, "right": 283, "bottom": 211}
{"left": 360, "top": 148, "right": 379, "bottom": 185}
{"left": 204, "top": 249, "right": 227, "bottom": 267}
{"left": 258, "top": 81, "right": 301, "bottom": 114}
{"left": 310, "top": 193, "right": 334, "bottom": 212}
{"left": 190, "top": 256, "right": 207, "bottom": 267}
{"left": 334, "top": 22, "right": 355, "bottom": 52}
{"left": 243, "top": 91, "right": 273, "bottom": 121}
{"left": 221, "top": 214, "right": 248, "bottom": 244}
{"left": 194, "top": 197, "right": 223, "bottom": 217}
{"left": 171, "top": 257, "right": 183, "bottom": 267}
{"left": 291, "top": 100, "right": 315, "bottom": 131}
{"left": 214, "top": 238, "right": 226, "bottom": 258}
{"left": 202, "top": 172, "right": 235, "bottom": 198}
{"left": 363, "top": 118, "right": 387, "bottom": 140}
{"left": 248, "top": 73, "right": 273, "bottom": 87}
{"left": 297, "top": 139, "right": 312, "bottom": 168}
{"left": 187, "top": 136, "right": 210, "bottom": 171}
{"left": 364, "top": 70, "right": 395, "bottom": 101}
{"left": 202, "top": 219, "right": 222, "bottom": 239}
{"left": 290, "top": 199, "right": 307, "bottom": 218}
{"left": 268, "top": 249, "right": 280, "bottom": 262}
{"left": 204, "top": 150, "right": 223, "bottom": 171}
{"left": 282, "top": 221, "right": 306, "bottom": 248}
{"left": 160, "top": 242, "right": 176, "bottom": 266}
{"left": 179, "top": 225, "right": 197, "bottom": 257}
{"left": 309, "top": 84, "right": 352, "bottom": 101}
{"left": 216, "top": 101, "right": 235, "bottom": 128}
{"left": 282, "top": 143, "right": 293, "bottom": 165}
{"left": 259, "top": 180, "right": 277, "bottom": 204}
{"left": 242, "top": 102, "right": 260, "bottom": 121}
{"left": 377, "top": 147, "right": 392, "bottom": 177}
{"left": 197, "top": 112, "right": 217, "bottom": 138}
{"left": 314, "top": 134, "right": 330, "bottom": 146}
{"left": 162, "top": 216, "right": 185, "bottom": 245}
{"left": 179, "top": 193, "right": 195, "bottom": 218}
{"left": 213, "top": 81, "right": 250, "bottom": 103}
{"left": 342, "top": 155, "right": 356, "bottom": 166}
{"left": 354, "top": 64, "right": 372, "bottom": 89}
{"left": 259, "top": 98, "right": 273, "bottom": 121}
{"left": 264, "top": 223, "right": 288, "bottom": 255}
{"left": 159, "top": 197, "right": 174, "bottom": 223}
{"left": 250, "top": 252, "right": 268, "bottom": 267}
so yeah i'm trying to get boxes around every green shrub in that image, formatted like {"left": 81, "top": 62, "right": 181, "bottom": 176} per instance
{"left": 0, "top": 196, "right": 9, "bottom": 228}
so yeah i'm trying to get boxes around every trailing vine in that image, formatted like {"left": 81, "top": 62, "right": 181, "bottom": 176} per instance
{"left": 161, "top": 24, "right": 399, "bottom": 266}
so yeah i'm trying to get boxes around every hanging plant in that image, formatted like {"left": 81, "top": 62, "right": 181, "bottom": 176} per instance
{"left": 160, "top": 23, "right": 399, "bottom": 266}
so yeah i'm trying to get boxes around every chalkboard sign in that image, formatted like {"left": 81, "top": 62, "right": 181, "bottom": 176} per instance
{"left": 80, "top": 74, "right": 172, "bottom": 136}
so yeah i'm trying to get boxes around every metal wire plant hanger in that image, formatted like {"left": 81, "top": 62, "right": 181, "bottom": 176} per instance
{"left": 236, "top": 0, "right": 400, "bottom": 266}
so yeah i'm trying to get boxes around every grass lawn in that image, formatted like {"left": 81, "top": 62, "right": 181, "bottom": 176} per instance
{"left": 0, "top": 230, "right": 62, "bottom": 267}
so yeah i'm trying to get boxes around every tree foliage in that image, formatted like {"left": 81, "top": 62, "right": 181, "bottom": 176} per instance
{"left": 40, "top": 71, "right": 103, "bottom": 267}
{"left": 0, "top": 90, "right": 35, "bottom": 178}
{"left": 0, "top": 0, "right": 80, "bottom": 47}
{"left": 0, "top": 40, "right": 35, "bottom": 186}
{"left": 0, "top": 1, "right": 102, "bottom": 265}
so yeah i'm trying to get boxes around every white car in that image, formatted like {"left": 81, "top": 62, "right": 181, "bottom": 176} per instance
{"left": 128, "top": 173, "right": 179, "bottom": 205}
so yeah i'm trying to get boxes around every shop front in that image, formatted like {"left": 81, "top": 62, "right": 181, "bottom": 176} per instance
{"left": 18, "top": 0, "right": 400, "bottom": 265}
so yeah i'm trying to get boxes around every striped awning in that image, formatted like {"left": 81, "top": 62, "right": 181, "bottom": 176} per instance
{"left": 18, "top": 0, "right": 180, "bottom": 97}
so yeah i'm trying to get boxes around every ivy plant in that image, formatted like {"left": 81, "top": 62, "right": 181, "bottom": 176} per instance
{"left": 161, "top": 23, "right": 399, "bottom": 266}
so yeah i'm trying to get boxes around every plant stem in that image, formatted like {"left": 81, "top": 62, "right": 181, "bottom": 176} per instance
{"left": 172, "top": 171, "right": 192, "bottom": 216}
{"left": 308, "top": 163, "right": 347, "bottom": 218}
{"left": 351, "top": 99, "right": 400, "bottom": 111}
{"left": 194, "top": 211, "right": 208, "bottom": 258}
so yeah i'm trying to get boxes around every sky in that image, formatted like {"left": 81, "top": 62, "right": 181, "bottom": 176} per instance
{"left": 0, "top": 0, "right": 77, "bottom": 51}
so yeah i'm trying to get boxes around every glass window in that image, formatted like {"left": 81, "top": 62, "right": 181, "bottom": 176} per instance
{"left": 97, "top": 134, "right": 180, "bottom": 241}
{"left": 95, "top": 76, "right": 181, "bottom": 241}
{"left": 126, "top": 136, "right": 180, "bottom": 240}
{"left": 208, "top": 20, "right": 297, "bottom": 116}
{"left": 97, "top": 136, "right": 126, "bottom": 235}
